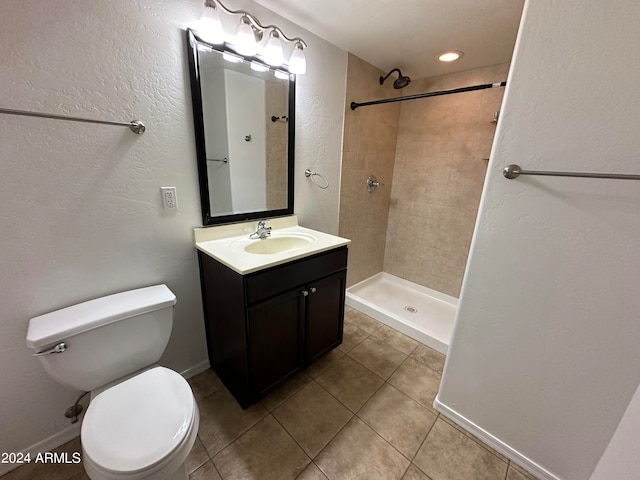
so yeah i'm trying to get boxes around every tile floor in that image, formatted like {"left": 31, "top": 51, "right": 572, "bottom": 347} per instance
{"left": 2, "top": 307, "right": 538, "bottom": 480}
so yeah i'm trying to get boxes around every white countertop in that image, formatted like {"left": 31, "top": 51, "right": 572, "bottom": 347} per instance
{"left": 194, "top": 216, "right": 350, "bottom": 275}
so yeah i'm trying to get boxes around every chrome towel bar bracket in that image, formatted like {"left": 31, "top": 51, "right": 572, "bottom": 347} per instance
{"left": 503, "top": 164, "right": 640, "bottom": 181}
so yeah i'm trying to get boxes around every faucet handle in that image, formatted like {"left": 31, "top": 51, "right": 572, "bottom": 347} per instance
{"left": 257, "top": 219, "right": 269, "bottom": 228}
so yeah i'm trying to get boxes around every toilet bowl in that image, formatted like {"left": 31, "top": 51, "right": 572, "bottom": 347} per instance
{"left": 26, "top": 285, "right": 198, "bottom": 480}
{"left": 82, "top": 367, "right": 199, "bottom": 480}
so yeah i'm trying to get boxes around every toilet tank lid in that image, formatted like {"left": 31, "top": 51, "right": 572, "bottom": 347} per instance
{"left": 26, "top": 285, "right": 176, "bottom": 350}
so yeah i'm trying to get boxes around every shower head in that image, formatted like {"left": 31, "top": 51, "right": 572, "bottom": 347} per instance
{"left": 379, "top": 68, "right": 411, "bottom": 89}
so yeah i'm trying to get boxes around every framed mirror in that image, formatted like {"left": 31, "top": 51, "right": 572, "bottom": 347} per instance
{"left": 186, "top": 29, "right": 295, "bottom": 226}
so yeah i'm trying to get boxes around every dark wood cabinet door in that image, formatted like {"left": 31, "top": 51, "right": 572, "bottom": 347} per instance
{"left": 247, "top": 288, "right": 305, "bottom": 396}
{"left": 306, "top": 271, "right": 346, "bottom": 363}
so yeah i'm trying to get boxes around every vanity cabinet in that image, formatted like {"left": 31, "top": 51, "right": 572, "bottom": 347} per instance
{"left": 198, "top": 246, "right": 347, "bottom": 408}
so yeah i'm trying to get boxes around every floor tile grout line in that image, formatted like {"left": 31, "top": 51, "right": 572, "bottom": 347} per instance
{"left": 347, "top": 306, "right": 445, "bottom": 357}
{"left": 437, "top": 413, "right": 509, "bottom": 464}
{"left": 338, "top": 327, "right": 371, "bottom": 354}
{"left": 274, "top": 377, "right": 356, "bottom": 461}
{"left": 202, "top": 404, "right": 271, "bottom": 461}
{"left": 267, "top": 412, "right": 315, "bottom": 473}
{"left": 348, "top": 309, "right": 447, "bottom": 375}
{"left": 352, "top": 329, "right": 413, "bottom": 358}
{"left": 399, "top": 462, "right": 412, "bottom": 480}
{"left": 408, "top": 347, "right": 446, "bottom": 376}
{"left": 261, "top": 372, "right": 314, "bottom": 413}
{"left": 194, "top": 444, "right": 212, "bottom": 476}
{"left": 344, "top": 346, "right": 405, "bottom": 382}
{"left": 336, "top": 367, "right": 433, "bottom": 468}
{"left": 410, "top": 412, "right": 440, "bottom": 465}
{"left": 211, "top": 457, "right": 225, "bottom": 480}
{"left": 189, "top": 434, "right": 212, "bottom": 474}
{"left": 354, "top": 378, "right": 439, "bottom": 463}
{"left": 313, "top": 349, "right": 388, "bottom": 415}
{"left": 309, "top": 412, "right": 411, "bottom": 479}
{"left": 369, "top": 324, "right": 421, "bottom": 357}
{"left": 210, "top": 412, "right": 312, "bottom": 480}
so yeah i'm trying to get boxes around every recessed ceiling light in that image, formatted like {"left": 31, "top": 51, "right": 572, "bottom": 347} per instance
{"left": 437, "top": 51, "right": 464, "bottom": 62}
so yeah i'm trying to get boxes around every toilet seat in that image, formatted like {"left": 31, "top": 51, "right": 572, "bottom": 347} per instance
{"left": 82, "top": 366, "right": 198, "bottom": 480}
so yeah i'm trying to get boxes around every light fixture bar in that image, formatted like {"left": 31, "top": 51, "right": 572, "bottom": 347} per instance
{"left": 205, "top": 0, "right": 307, "bottom": 48}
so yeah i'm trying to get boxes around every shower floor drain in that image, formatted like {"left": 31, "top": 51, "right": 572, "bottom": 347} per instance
{"left": 404, "top": 305, "right": 418, "bottom": 313}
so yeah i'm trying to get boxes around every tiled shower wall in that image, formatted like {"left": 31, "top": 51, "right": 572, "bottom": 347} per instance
{"left": 265, "top": 81, "right": 288, "bottom": 210}
{"left": 383, "top": 64, "right": 510, "bottom": 297}
{"left": 338, "top": 54, "right": 400, "bottom": 286}
{"left": 339, "top": 55, "right": 508, "bottom": 295}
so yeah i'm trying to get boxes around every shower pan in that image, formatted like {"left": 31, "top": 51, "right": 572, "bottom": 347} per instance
{"left": 346, "top": 272, "right": 457, "bottom": 354}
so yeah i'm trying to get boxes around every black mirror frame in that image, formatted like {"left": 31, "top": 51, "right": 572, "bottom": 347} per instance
{"left": 186, "top": 29, "right": 295, "bottom": 226}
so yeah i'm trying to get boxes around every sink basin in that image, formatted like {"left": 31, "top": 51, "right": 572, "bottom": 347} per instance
{"left": 195, "top": 219, "right": 351, "bottom": 274}
{"left": 244, "top": 235, "right": 313, "bottom": 255}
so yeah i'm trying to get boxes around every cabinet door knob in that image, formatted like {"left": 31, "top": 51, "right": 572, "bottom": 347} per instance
{"left": 301, "top": 290, "right": 309, "bottom": 297}
{"left": 310, "top": 287, "right": 317, "bottom": 293}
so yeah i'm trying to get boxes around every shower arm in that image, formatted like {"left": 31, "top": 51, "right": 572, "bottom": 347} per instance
{"left": 379, "top": 68, "right": 402, "bottom": 85}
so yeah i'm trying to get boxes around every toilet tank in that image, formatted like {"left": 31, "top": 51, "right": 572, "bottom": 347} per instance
{"left": 26, "top": 285, "right": 177, "bottom": 392}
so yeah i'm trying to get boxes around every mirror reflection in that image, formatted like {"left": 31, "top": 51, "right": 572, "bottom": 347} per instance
{"left": 187, "top": 29, "right": 295, "bottom": 225}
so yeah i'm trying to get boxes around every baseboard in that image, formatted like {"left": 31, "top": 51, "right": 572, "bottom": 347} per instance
{"left": 0, "top": 423, "right": 81, "bottom": 477}
{"left": 0, "top": 360, "right": 211, "bottom": 477}
{"left": 433, "top": 395, "right": 562, "bottom": 480}
{"left": 180, "top": 359, "right": 211, "bottom": 379}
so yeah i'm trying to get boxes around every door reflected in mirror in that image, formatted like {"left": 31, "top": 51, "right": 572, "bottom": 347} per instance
{"left": 187, "top": 29, "right": 295, "bottom": 225}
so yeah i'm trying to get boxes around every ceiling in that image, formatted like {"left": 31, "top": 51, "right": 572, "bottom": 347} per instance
{"left": 252, "top": 0, "right": 525, "bottom": 79}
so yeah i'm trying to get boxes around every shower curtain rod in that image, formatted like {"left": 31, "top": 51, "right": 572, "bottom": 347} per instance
{"left": 350, "top": 81, "right": 507, "bottom": 110}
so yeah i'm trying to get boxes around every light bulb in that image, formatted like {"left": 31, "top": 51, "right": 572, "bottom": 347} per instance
{"left": 251, "top": 61, "right": 269, "bottom": 72}
{"left": 288, "top": 43, "right": 306, "bottom": 75}
{"left": 264, "top": 31, "right": 284, "bottom": 66}
{"left": 437, "top": 51, "right": 464, "bottom": 62}
{"left": 222, "top": 52, "right": 242, "bottom": 63}
{"left": 199, "top": 6, "right": 224, "bottom": 45}
{"left": 235, "top": 16, "right": 257, "bottom": 56}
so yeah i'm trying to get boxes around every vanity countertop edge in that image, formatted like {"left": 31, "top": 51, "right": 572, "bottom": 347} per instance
{"left": 194, "top": 215, "right": 350, "bottom": 275}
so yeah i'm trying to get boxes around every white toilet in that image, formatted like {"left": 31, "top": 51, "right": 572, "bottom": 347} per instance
{"left": 26, "top": 285, "right": 199, "bottom": 480}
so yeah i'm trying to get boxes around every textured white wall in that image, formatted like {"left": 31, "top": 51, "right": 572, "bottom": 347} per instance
{"left": 591, "top": 382, "right": 640, "bottom": 480}
{"left": 437, "top": 1, "right": 640, "bottom": 479}
{"left": 0, "top": 0, "right": 346, "bottom": 468}
{"left": 291, "top": 24, "right": 347, "bottom": 235}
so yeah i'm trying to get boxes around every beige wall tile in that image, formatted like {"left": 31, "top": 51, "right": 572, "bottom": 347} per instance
{"left": 339, "top": 54, "right": 401, "bottom": 286}
{"left": 340, "top": 57, "right": 508, "bottom": 295}
{"left": 383, "top": 63, "right": 510, "bottom": 297}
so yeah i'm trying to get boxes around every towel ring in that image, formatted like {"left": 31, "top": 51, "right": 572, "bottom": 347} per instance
{"left": 304, "top": 169, "right": 329, "bottom": 189}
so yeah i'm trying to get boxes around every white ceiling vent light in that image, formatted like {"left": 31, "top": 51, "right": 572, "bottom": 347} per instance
{"left": 437, "top": 50, "right": 464, "bottom": 62}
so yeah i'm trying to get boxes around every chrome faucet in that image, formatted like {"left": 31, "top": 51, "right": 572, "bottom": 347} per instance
{"left": 249, "top": 220, "right": 272, "bottom": 239}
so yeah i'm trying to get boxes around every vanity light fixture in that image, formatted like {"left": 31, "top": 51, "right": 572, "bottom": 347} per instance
{"left": 273, "top": 70, "right": 290, "bottom": 80}
{"left": 437, "top": 50, "right": 464, "bottom": 62}
{"left": 222, "top": 51, "right": 242, "bottom": 63}
{"left": 250, "top": 61, "right": 269, "bottom": 72}
{"left": 200, "top": 0, "right": 307, "bottom": 75}
{"left": 235, "top": 16, "right": 258, "bottom": 56}
{"left": 264, "top": 31, "right": 285, "bottom": 67}
{"left": 199, "top": 4, "right": 224, "bottom": 44}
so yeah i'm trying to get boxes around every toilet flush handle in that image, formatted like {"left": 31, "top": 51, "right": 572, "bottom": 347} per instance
{"left": 33, "top": 342, "right": 67, "bottom": 357}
